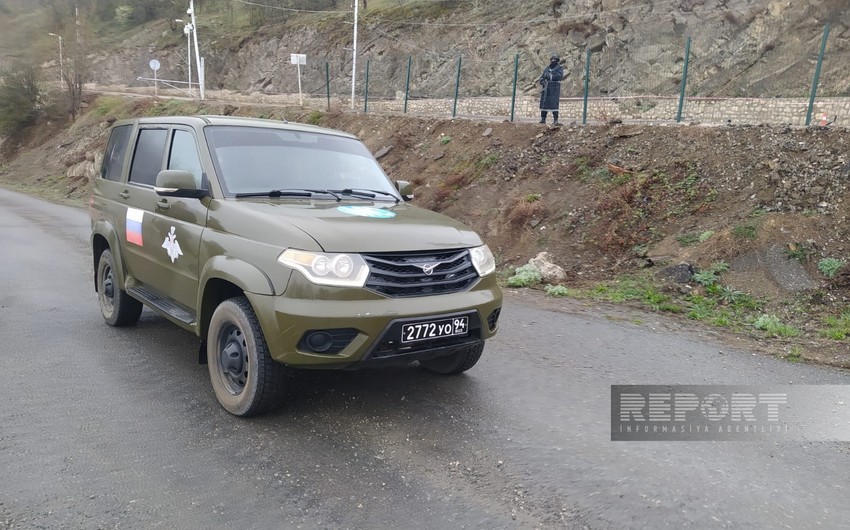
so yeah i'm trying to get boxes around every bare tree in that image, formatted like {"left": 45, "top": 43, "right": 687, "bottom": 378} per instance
{"left": 61, "top": 2, "right": 88, "bottom": 121}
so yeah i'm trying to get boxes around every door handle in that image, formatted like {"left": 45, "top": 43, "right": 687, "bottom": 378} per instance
{"left": 156, "top": 199, "right": 171, "bottom": 210}
{"left": 119, "top": 190, "right": 130, "bottom": 199}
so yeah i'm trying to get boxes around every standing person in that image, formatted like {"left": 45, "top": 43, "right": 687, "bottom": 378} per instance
{"left": 539, "top": 54, "right": 564, "bottom": 125}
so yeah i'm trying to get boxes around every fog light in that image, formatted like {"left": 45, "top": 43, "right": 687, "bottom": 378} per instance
{"left": 305, "top": 331, "right": 334, "bottom": 353}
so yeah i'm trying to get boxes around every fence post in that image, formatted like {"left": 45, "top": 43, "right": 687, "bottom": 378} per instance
{"left": 582, "top": 48, "right": 591, "bottom": 125}
{"left": 404, "top": 56, "right": 411, "bottom": 113}
{"left": 452, "top": 56, "right": 462, "bottom": 118}
{"left": 806, "top": 23, "right": 830, "bottom": 126}
{"left": 364, "top": 59, "right": 370, "bottom": 113}
{"left": 325, "top": 62, "right": 330, "bottom": 110}
{"left": 676, "top": 36, "right": 692, "bottom": 123}
{"left": 510, "top": 53, "right": 519, "bottom": 122}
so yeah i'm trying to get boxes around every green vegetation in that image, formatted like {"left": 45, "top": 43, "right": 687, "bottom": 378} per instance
{"left": 0, "top": 63, "right": 42, "bottom": 135}
{"left": 544, "top": 284, "right": 574, "bottom": 297}
{"left": 306, "top": 110, "right": 324, "bottom": 125}
{"left": 477, "top": 152, "right": 500, "bottom": 168}
{"left": 820, "top": 312, "right": 850, "bottom": 340}
{"left": 732, "top": 223, "right": 758, "bottom": 240}
{"left": 785, "top": 346, "right": 803, "bottom": 363}
{"left": 439, "top": 135, "right": 452, "bottom": 145}
{"left": 506, "top": 264, "right": 542, "bottom": 287}
{"left": 690, "top": 261, "right": 729, "bottom": 287}
{"left": 677, "top": 229, "right": 713, "bottom": 247}
{"left": 525, "top": 193, "right": 542, "bottom": 203}
{"left": 753, "top": 314, "right": 799, "bottom": 338}
{"left": 817, "top": 257, "right": 845, "bottom": 278}
{"left": 785, "top": 242, "right": 814, "bottom": 263}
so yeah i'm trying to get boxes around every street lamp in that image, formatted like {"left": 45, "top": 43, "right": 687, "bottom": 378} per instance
{"left": 175, "top": 18, "right": 193, "bottom": 96}
{"left": 48, "top": 32, "right": 63, "bottom": 87}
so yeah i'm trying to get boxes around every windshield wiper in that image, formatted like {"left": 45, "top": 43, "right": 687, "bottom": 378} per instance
{"left": 235, "top": 188, "right": 341, "bottom": 200}
{"left": 336, "top": 188, "right": 400, "bottom": 202}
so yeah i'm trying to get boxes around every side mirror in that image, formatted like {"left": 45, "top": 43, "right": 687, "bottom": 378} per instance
{"left": 155, "top": 169, "right": 209, "bottom": 199}
{"left": 395, "top": 180, "right": 414, "bottom": 202}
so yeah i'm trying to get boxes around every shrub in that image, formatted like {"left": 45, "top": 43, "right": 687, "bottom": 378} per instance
{"left": 545, "top": 284, "right": 571, "bottom": 297}
{"left": 818, "top": 257, "right": 845, "bottom": 278}
{"left": 0, "top": 63, "right": 42, "bottom": 135}
{"left": 506, "top": 264, "right": 542, "bottom": 287}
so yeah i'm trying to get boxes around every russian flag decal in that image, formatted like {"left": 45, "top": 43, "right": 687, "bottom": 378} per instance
{"left": 126, "top": 208, "right": 144, "bottom": 246}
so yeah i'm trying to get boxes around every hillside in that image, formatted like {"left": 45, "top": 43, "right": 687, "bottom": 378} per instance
{"left": 2, "top": 94, "right": 850, "bottom": 369}
{"left": 3, "top": 1, "right": 850, "bottom": 101}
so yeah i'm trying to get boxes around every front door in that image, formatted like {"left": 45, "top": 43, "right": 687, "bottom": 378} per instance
{"left": 123, "top": 125, "right": 207, "bottom": 311}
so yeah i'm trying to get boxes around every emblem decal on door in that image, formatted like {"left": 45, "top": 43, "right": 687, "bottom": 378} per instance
{"left": 162, "top": 226, "right": 183, "bottom": 263}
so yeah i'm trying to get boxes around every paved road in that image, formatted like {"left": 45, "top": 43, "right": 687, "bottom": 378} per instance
{"left": 1, "top": 187, "right": 849, "bottom": 529}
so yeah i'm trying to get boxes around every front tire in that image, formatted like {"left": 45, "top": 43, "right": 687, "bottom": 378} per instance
{"left": 419, "top": 342, "right": 484, "bottom": 375}
{"left": 207, "top": 297, "right": 286, "bottom": 417}
{"left": 96, "top": 248, "right": 143, "bottom": 327}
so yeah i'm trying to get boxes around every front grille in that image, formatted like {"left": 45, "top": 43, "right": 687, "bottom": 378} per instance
{"left": 362, "top": 249, "right": 479, "bottom": 298}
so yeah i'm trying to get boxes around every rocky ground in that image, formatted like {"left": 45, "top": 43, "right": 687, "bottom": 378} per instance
{"left": 2, "top": 94, "right": 850, "bottom": 368}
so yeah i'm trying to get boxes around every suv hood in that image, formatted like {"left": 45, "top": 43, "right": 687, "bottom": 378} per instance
{"left": 225, "top": 200, "right": 483, "bottom": 252}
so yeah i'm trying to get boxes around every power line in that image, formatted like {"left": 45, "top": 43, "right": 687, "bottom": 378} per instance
{"left": 232, "top": 0, "right": 350, "bottom": 15}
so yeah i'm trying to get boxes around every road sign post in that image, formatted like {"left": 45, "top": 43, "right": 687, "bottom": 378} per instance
{"left": 291, "top": 53, "right": 306, "bottom": 106}
{"left": 149, "top": 59, "right": 161, "bottom": 98}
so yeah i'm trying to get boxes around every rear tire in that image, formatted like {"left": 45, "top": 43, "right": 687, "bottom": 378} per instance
{"left": 96, "top": 248, "right": 143, "bottom": 327}
{"left": 207, "top": 297, "right": 286, "bottom": 417}
{"left": 419, "top": 342, "right": 484, "bottom": 375}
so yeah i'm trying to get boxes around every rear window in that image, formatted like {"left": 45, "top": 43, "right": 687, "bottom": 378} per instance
{"left": 100, "top": 125, "right": 132, "bottom": 181}
{"left": 129, "top": 128, "right": 168, "bottom": 187}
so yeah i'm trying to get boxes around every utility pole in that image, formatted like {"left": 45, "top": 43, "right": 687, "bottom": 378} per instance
{"left": 350, "top": 0, "right": 358, "bottom": 109}
{"left": 187, "top": 0, "right": 204, "bottom": 99}
{"left": 48, "top": 33, "right": 63, "bottom": 86}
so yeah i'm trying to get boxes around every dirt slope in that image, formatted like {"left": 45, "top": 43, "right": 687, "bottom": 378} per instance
{"left": 2, "top": 95, "right": 850, "bottom": 366}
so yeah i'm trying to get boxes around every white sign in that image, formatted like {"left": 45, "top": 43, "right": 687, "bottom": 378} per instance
{"left": 149, "top": 59, "right": 161, "bottom": 71}
{"left": 290, "top": 53, "right": 306, "bottom": 65}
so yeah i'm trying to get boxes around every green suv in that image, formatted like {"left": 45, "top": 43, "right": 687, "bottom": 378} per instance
{"left": 90, "top": 116, "right": 502, "bottom": 416}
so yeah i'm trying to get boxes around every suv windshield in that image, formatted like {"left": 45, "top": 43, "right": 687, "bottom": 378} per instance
{"left": 204, "top": 125, "right": 399, "bottom": 199}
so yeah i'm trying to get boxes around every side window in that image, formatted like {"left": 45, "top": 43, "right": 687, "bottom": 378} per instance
{"left": 100, "top": 125, "right": 132, "bottom": 181}
{"left": 168, "top": 130, "right": 204, "bottom": 188}
{"left": 128, "top": 128, "right": 168, "bottom": 187}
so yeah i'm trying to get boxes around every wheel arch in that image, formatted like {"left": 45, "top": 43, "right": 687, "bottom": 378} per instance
{"left": 91, "top": 221, "right": 125, "bottom": 293}
{"left": 198, "top": 256, "right": 275, "bottom": 339}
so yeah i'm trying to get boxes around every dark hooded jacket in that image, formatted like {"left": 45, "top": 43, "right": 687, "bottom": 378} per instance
{"left": 539, "top": 62, "right": 564, "bottom": 111}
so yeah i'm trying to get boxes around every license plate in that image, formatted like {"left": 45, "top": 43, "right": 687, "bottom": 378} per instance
{"left": 401, "top": 316, "right": 469, "bottom": 343}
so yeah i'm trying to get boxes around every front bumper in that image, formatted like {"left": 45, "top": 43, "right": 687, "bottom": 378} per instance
{"left": 246, "top": 273, "right": 502, "bottom": 368}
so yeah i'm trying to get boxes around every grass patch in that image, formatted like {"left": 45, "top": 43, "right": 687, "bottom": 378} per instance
{"left": 753, "top": 314, "right": 799, "bottom": 338}
{"left": 784, "top": 346, "right": 803, "bottom": 363}
{"left": 732, "top": 223, "right": 757, "bottom": 240}
{"left": 820, "top": 312, "right": 850, "bottom": 340}
{"left": 545, "top": 284, "right": 577, "bottom": 297}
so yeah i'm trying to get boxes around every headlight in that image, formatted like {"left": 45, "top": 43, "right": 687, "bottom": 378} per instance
{"left": 469, "top": 245, "right": 496, "bottom": 277}
{"left": 278, "top": 249, "right": 370, "bottom": 287}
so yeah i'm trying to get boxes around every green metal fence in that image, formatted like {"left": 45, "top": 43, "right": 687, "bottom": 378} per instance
{"left": 251, "top": 22, "right": 845, "bottom": 127}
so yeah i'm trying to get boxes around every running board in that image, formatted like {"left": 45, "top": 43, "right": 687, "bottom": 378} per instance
{"left": 127, "top": 286, "right": 197, "bottom": 325}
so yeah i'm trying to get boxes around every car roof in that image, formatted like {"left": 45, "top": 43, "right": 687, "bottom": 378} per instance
{"left": 110, "top": 115, "right": 358, "bottom": 139}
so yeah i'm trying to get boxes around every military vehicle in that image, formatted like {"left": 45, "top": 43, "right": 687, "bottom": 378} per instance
{"left": 90, "top": 116, "right": 502, "bottom": 416}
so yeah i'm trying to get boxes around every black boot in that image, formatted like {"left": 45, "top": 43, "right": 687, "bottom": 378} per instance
{"left": 539, "top": 111, "right": 547, "bottom": 124}
{"left": 552, "top": 112, "right": 560, "bottom": 125}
